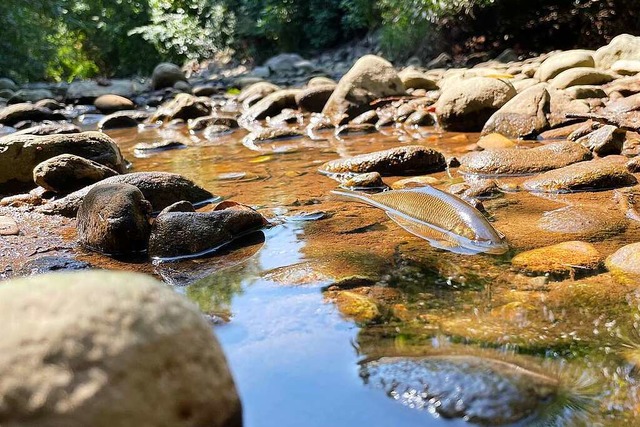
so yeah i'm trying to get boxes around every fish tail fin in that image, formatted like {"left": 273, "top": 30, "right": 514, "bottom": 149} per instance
{"left": 331, "top": 188, "right": 376, "bottom": 207}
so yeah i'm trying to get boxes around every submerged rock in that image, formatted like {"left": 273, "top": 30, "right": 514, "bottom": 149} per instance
{"left": 322, "top": 55, "right": 406, "bottom": 123}
{"left": 538, "top": 205, "right": 627, "bottom": 240}
{"left": 77, "top": 183, "right": 152, "bottom": 255}
{"left": 15, "top": 256, "right": 92, "bottom": 276}
{"left": 361, "top": 356, "right": 558, "bottom": 425}
{"left": 0, "top": 131, "right": 125, "bottom": 191}
{"left": 511, "top": 241, "right": 602, "bottom": 276}
{"left": 460, "top": 141, "right": 592, "bottom": 176}
{"left": 436, "top": 77, "right": 516, "bottom": 131}
{"left": 37, "top": 172, "right": 215, "bottom": 217}
{"left": 523, "top": 159, "right": 637, "bottom": 193}
{"left": 0, "top": 270, "right": 242, "bottom": 427}
{"left": 148, "top": 206, "right": 267, "bottom": 259}
{"left": 33, "top": 154, "right": 119, "bottom": 193}
{"left": 605, "top": 242, "right": 640, "bottom": 284}
{"left": 320, "top": 145, "right": 446, "bottom": 175}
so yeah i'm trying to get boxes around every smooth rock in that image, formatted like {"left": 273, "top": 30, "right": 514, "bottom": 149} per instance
{"left": 237, "top": 82, "right": 280, "bottom": 104}
{"left": 535, "top": 50, "right": 595, "bottom": 82}
{"left": 149, "top": 207, "right": 266, "bottom": 259}
{"left": 477, "top": 133, "right": 517, "bottom": 150}
{"left": 16, "top": 256, "right": 92, "bottom": 276}
{"left": 0, "top": 270, "right": 242, "bottom": 427}
{"left": 341, "top": 172, "right": 385, "bottom": 189}
{"left": 335, "top": 123, "right": 376, "bottom": 136}
{"left": 594, "top": 34, "right": 640, "bottom": 69}
{"left": 576, "top": 124, "right": 625, "bottom": 156}
{"left": 481, "top": 84, "right": 550, "bottom": 138}
{"left": 322, "top": 55, "right": 406, "bottom": 123}
{"left": 460, "top": 141, "right": 592, "bottom": 176}
{"left": 308, "top": 76, "right": 336, "bottom": 87}
{"left": 436, "top": 77, "right": 516, "bottom": 131}
{"left": 188, "top": 114, "right": 238, "bottom": 131}
{"left": 320, "top": 145, "right": 446, "bottom": 175}
{"left": 66, "top": 79, "right": 139, "bottom": 103}
{"left": 159, "top": 200, "right": 196, "bottom": 215}
{"left": 398, "top": 69, "right": 438, "bottom": 91}
{"left": 547, "top": 88, "right": 591, "bottom": 127}
{"left": 264, "top": 53, "right": 304, "bottom": 73}
{"left": 0, "top": 103, "right": 64, "bottom": 126}
{"left": 565, "top": 85, "right": 607, "bottom": 100}
{"left": 98, "top": 110, "right": 149, "bottom": 130}
{"left": 295, "top": 84, "right": 335, "bottom": 113}
{"left": 151, "top": 94, "right": 211, "bottom": 122}
{"left": 362, "top": 356, "right": 557, "bottom": 425}
{"left": 550, "top": 68, "right": 614, "bottom": 89}
{"left": 523, "top": 159, "right": 637, "bottom": 193}
{"left": 538, "top": 205, "right": 627, "bottom": 240}
{"left": 512, "top": 241, "right": 602, "bottom": 275}
{"left": 151, "top": 62, "right": 187, "bottom": 90}
{"left": 133, "top": 140, "right": 187, "bottom": 156}
{"left": 404, "top": 109, "right": 435, "bottom": 126}
{"left": 0, "top": 131, "right": 125, "bottom": 190}
{"left": 611, "top": 59, "right": 640, "bottom": 76}
{"left": 605, "top": 242, "right": 640, "bottom": 284}
{"left": 94, "top": 94, "right": 134, "bottom": 113}
{"left": 10, "top": 123, "right": 80, "bottom": 136}
{"left": 241, "top": 89, "right": 300, "bottom": 122}
{"left": 77, "top": 183, "right": 151, "bottom": 255}
{"left": 8, "top": 89, "right": 54, "bottom": 104}
{"left": 0, "top": 78, "right": 17, "bottom": 91}
{"left": 37, "top": 172, "right": 215, "bottom": 217}
{"left": 33, "top": 154, "right": 119, "bottom": 193}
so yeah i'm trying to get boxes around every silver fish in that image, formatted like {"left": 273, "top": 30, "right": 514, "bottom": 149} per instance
{"left": 332, "top": 186, "right": 508, "bottom": 255}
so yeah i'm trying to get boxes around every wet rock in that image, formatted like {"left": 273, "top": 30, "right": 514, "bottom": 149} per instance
{"left": 159, "top": 200, "right": 196, "bottom": 215}
{"left": 330, "top": 291, "right": 379, "bottom": 323}
{"left": 151, "top": 93, "right": 211, "bottom": 122}
{"left": 0, "top": 131, "right": 125, "bottom": 191}
{"left": 148, "top": 206, "right": 266, "bottom": 259}
{"left": 594, "top": 34, "right": 640, "bottom": 69}
{"left": 98, "top": 110, "right": 149, "bottom": 130}
{"left": 611, "top": 59, "right": 640, "bottom": 76}
{"left": 550, "top": 68, "right": 614, "bottom": 89}
{"left": 404, "top": 109, "right": 435, "bottom": 126}
{"left": 77, "top": 183, "right": 151, "bottom": 255}
{"left": 94, "top": 94, "right": 134, "bottom": 113}
{"left": 361, "top": 356, "right": 557, "bottom": 425}
{"left": 241, "top": 89, "right": 300, "bottom": 122}
{"left": 512, "top": 241, "right": 602, "bottom": 276}
{"left": 37, "top": 172, "right": 215, "bottom": 217}
{"left": 10, "top": 123, "right": 80, "bottom": 136}
{"left": 476, "top": 133, "right": 516, "bottom": 150}
{"left": 295, "top": 84, "right": 335, "bottom": 113}
{"left": 436, "top": 77, "right": 516, "bottom": 131}
{"left": 547, "top": 89, "right": 591, "bottom": 127}
{"left": 133, "top": 140, "right": 187, "bottom": 156}
{"left": 66, "top": 79, "right": 138, "bottom": 103}
{"left": 16, "top": 256, "right": 92, "bottom": 276}
{"left": 538, "top": 121, "right": 592, "bottom": 140}
{"left": 538, "top": 205, "right": 627, "bottom": 240}
{"left": 614, "top": 186, "right": 640, "bottom": 221}
{"left": 203, "top": 125, "right": 233, "bottom": 140}
{"left": 605, "top": 242, "right": 640, "bottom": 284}
{"left": 460, "top": 141, "right": 592, "bottom": 176}
{"left": 322, "top": 55, "right": 406, "bottom": 123}
{"left": 391, "top": 175, "right": 441, "bottom": 189}
{"left": 33, "top": 98, "right": 64, "bottom": 111}
{"left": 237, "top": 81, "right": 280, "bottom": 105}
{"left": 0, "top": 270, "right": 242, "bottom": 427}
{"left": 335, "top": 123, "right": 376, "bottom": 136}
{"left": 151, "top": 62, "right": 187, "bottom": 90}
{"left": 188, "top": 114, "right": 238, "bottom": 131}
{"left": 523, "top": 159, "right": 637, "bottom": 193}
{"left": 267, "top": 109, "right": 302, "bottom": 126}
{"left": 627, "top": 157, "right": 640, "bottom": 172}
{"left": 341, "top": 172, "right": 385, "bottom": 189}
{"left": 33, "top": 154, "right": 119, "bottom": 193}
{"left": 0, "top": 103, "right": 64, "bottom": 126}
{"left": 576, "top": 124, "right": 625, "bottom": 156}
{"left": 481, "top": 84, "right": 550, "bottom": 138}
{"left": 535, "top": 50, "right": 595, "bottom": 82}
{"left": 320, "top": 145, "right": 446, "bottom": 175}
{"left": 244, "top": 127, "right": 304, "bottom": 145}
{"left": 0, "top": 215, "right": 19, "bottom": 235}
{"left": 398, "top": 69, "right": 438, "bottom": 91}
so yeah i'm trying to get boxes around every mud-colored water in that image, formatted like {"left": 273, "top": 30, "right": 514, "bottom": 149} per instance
{"left": 3, "top": 119, "right": 640, "bottom": 426}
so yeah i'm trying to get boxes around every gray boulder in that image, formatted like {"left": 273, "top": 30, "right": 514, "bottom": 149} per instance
{"left": 0, "top": 103, "right": 64, "bottom": 126}
{"left": 151, "top": 63, "right": 187, "bottom": 90}
{"left": 33, "top": 154, "right": 119, "bottom": 193}
{"left": 0, "top": 270, "right": 242, "bottom": 427}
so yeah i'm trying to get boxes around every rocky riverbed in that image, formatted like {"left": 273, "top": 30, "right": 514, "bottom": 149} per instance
{"left": 2, "top": 34, "right": 640, "bottom": 426}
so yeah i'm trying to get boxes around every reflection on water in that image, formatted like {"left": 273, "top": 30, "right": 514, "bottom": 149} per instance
{"left": 27, "top": 119, "right": 640, "bottom": 425}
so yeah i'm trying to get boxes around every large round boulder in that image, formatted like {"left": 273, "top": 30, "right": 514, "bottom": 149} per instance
{"left": 322, "top": 55, "right": 406, "bottom": 123}
{"left": 151, "top": 63, "right": 187, "bottom": 90}
{"left": 76, "top": 183, "right": 152, "bottom": 255}
{"left": 594, "top": 34, "right": 640, "bottom": 69}
{"left": 0, "top": 270, "right": 242, "bottom": 427}
{"left": 534, "top": 50, "right": 595, "bottom": 82}
{"left": 435, "top": 77, "right": 516, "bottom": 131}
